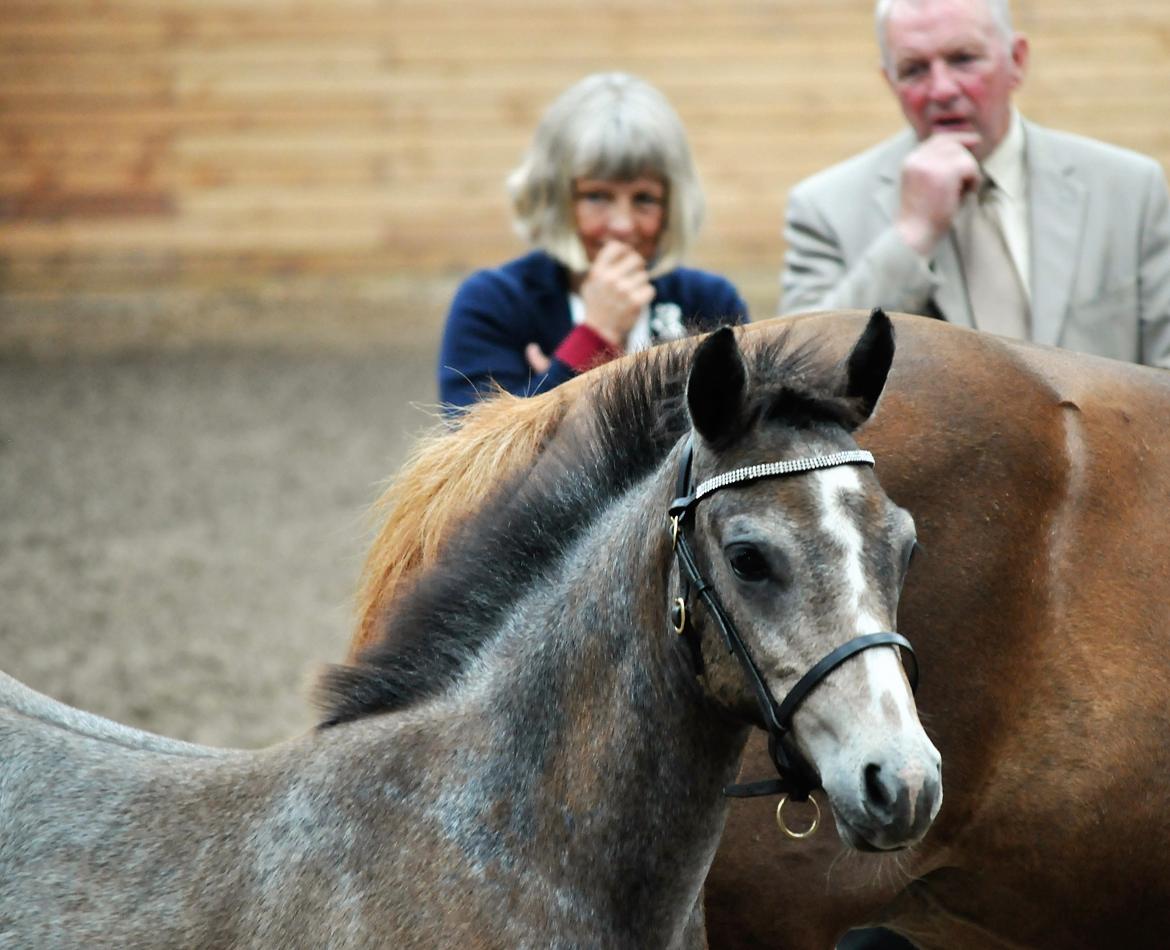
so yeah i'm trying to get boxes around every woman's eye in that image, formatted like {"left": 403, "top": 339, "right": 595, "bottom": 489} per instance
{"left": 727, "top": 544, "right": 769, "bottom": 582}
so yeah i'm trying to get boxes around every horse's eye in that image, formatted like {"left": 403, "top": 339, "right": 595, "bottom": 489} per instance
{"left": 727, "top": 544, "right": 770, "bottom": 582}
{"left": 901, "top": 539, "right": 923, "bottom": 577}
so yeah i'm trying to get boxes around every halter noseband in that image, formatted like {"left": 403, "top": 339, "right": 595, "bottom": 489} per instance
{"left": 667, "top": 437, "right": 918, "bottom": 804}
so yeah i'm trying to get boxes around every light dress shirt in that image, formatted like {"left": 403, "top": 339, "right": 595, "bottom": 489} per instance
{"left": 980, "top": 110, "right": 1031, "bottom": 296}
{"left": 569, "top": 294, "right": 655, "bottom": 352}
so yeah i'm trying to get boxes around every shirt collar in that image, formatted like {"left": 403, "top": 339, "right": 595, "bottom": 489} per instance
{"left": 982, "top": 110, "right": 1026, "bottom": 201}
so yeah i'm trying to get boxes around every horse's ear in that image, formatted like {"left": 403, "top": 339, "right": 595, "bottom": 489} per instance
{"left": 843, "top": 308, "right": 896, "bottom": 422}
{"left": 687, "top": 326, "right": 748, "bottom": 444}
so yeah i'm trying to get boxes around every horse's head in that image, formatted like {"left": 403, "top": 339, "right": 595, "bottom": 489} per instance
{"left": 673, "top": 311, "right": 941, "bottom": 851}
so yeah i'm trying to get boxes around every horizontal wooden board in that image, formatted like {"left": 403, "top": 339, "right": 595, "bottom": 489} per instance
{"left": 2, "top": 0, "right": 1168, "bottom": 313}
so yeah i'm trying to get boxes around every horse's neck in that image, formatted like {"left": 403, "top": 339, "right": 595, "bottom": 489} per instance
{"left": 447, "top": 465, "right": 748, "bottom": 939}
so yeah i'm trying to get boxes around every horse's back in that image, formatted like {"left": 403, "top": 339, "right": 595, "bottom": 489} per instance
{"left": 0, "top": 670, "right": 227, "bottom": 757}
{"left": 0, "top": 671, "right": 252, "bottom": 947}
{"left": 780, "top": 310, "right": 1170, "bottom": 545}
{"left": 0, "top": 671, "right": 463, "bottom": 948}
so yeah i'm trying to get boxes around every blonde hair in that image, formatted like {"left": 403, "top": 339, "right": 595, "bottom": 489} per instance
{"left": 506, "top": 72, "right": 705, "bottom": 276}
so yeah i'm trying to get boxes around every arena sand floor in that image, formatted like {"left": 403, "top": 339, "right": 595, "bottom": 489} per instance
{"left": 1, "top": 292, "right": 444, "bottom": 748}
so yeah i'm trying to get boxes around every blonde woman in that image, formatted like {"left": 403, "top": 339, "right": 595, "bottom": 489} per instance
{"left": 438, "top": 72, "right": 749, "bottom": 409}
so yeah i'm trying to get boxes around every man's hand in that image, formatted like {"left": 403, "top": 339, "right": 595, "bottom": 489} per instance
{"left": 578, "top": 240, "right": 656, "bottom": 348}
{"left": 896, "top": 132, "right": 982, "bottom": 256}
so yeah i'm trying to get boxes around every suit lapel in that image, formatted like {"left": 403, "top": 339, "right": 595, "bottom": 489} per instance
{"left": 874, "top": 133, "right": 972, "bottom": 327}
{"left": 1025, "top": 124, "right": 1086, "bottom": 347}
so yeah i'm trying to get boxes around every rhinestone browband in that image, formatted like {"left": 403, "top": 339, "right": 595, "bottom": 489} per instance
{"left": 692, "top": 450, "right": 875, "bottom": 502}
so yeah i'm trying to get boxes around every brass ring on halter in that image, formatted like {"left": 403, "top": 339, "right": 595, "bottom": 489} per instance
{"left": 776, "top": 794, "right": 821, "bottom": 839}
{"left": 671, "top": 597, "right": 687, "bottom": 635}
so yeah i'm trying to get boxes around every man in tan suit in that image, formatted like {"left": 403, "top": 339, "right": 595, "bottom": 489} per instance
{"left": 781, "top": 0, "right": 1170, "bottom": 368}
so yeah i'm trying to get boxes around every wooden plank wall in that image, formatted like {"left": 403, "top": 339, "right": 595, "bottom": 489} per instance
{"left": 2, "top": 0, "right": 1169, "bottom": 325}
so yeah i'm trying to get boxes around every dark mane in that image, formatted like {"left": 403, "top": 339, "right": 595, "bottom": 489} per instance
{"left": 316, "top": 328, "right": 855, "bottom": 726}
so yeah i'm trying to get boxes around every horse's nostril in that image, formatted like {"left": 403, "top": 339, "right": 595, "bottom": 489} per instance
{"left": 864, "top": 762, "right": 892, "bottom": 809}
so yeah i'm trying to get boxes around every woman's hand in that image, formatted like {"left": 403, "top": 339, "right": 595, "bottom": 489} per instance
{"left": 579, "top": 240, "right": 656, "bottom": 348}
{"left": 525, "top": 342, "right": 552, "bottom": 375}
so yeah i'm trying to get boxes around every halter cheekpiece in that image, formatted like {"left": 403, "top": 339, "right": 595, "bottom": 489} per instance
{"left": 667, "top": 437, "right": 918, "bottom": 810}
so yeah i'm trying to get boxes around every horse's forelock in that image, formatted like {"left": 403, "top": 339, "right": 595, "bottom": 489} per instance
{"left": 756, "top": 385, "right": 868, "bottom": 433}
{"left": 742, "top": 331, "right": 866, "bottom": 432}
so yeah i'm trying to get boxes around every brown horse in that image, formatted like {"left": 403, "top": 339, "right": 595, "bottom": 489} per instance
{"left": 350, "top": 311, "right": 1170, "bottom": 949}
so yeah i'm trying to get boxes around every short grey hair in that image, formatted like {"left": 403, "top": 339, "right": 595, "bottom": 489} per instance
{"left": 876, "top": 0, "right": 1015, "bottom": 74}
{"left": 506, "top": 72, "right": 704, "bottom": 275}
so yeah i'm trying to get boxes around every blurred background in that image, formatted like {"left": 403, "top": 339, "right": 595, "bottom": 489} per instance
{"left": 2, "top": 0, "right": 1168, "bottom": 747}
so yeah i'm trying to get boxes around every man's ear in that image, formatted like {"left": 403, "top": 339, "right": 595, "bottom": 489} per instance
{"left": 1009, "top": 34, "right": 1030, "bottom": 88}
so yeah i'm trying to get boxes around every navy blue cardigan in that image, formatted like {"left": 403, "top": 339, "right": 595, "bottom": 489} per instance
{"left": 437, "top": 250, "right": 750, "bottom": 408}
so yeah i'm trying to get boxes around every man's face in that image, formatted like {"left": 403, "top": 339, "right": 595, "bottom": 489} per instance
{"left": 882, "top": 0, "right": 1028, "bottom": 161}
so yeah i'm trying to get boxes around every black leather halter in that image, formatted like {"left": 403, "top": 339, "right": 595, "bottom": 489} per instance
{"left": 667, "top": 437, "right": 918, "bottom": 802}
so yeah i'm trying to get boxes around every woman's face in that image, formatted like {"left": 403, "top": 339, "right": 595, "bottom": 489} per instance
{"left": 571, "top": 176, "right": 667, "bottom": 264}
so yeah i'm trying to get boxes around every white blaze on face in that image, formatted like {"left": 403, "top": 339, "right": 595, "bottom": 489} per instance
{"left": 804, "top": 466, "right": 942, "bottom": 847}
{"left": 813, "top": 467, "right": 915, "bottom": 721}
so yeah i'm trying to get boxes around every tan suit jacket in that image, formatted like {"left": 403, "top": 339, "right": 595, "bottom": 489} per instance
{"left": 781, "top": 122, "right": 1170, "bottom": 368}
